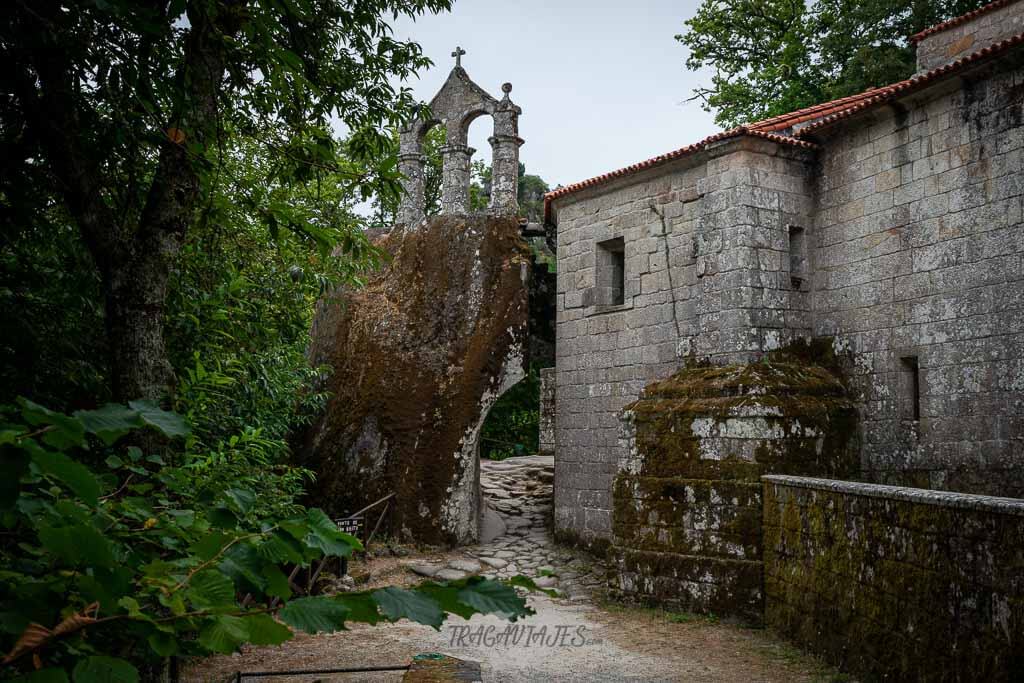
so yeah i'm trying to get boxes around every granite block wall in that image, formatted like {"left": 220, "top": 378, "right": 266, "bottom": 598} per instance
{"left": 812, "top": 56, "right": 1024, "bottom": 496}
{"left": 553, "top": 160, "right": 706, "bottom": 544}
{"left": 915, "top": 1, "right": 1024, "bottom": 73}
{"left": 764, "top": 475, "right": 1024, "bottom": 681}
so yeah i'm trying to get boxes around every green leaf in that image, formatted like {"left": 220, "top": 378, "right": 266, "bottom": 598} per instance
{"left": 198, "top": 615, "right": 249, "bottom": 654}
{"left": 278, "top": 596, "right": 348, "bottom": 634}
{"left": 186, "top": 570, "right": 236, "bottom": 609}
{"left": 128, "top": 400, "right": 189, "bottom": 439}
{"left": 261, "top": 564, "right": 292, "bottom": 600}
{"left": 30, "top": 448, "right": 101, "bottom": 505}
{"left": 19, "top": 398, "right": 86, "bottom": 449}
{"left": 258, "top": 530, "right": 306, "bottom": 564}
{"left": 225, "top": 487, "right": 256, "bottom": 514}
{"left": 416, "top": 583, "right": 475, "bottom": 620}
{"left": 38, "top": 524, "right": 115, "bottom": 568}
{"left": 373, "top": 587, "right": 444, "bottom": 629}
{"left": 147, "top": 631, "right": 177, "bottom": 657}
{"left": 457, "top": 578, "right": 534, "bottom": 620}
{"left": 219, "top": 543, "right": 267, "bottom": 591}
{"left": 305, "top": 508, "right": 360, "bottom": 557}
{"left": 190, "top": 531, "right": 234, "bottom": 561}
{"left": 333, "top": 593, "right": 382, "bottom": 625}
{"left": 10, "top": 669, "right": 69, "bottom": 683}
{"left": 72, "top": 656, "right": 139, "bottom": 683}
{"left": 73, "top": 404, "right": 143, "bottom": 445}
{"left": 507, "top": 574, "right": 559, "bottom": 598}
{"left": 244, "top": 613, "right": 293, "bottom": 645}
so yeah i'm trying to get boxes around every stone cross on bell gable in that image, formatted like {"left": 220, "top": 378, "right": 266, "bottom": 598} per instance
{"left": 451, "top": 46, "right": 466, "bottom": 68}
{"left": 395, "top": 50, "right": 522, "bottom": 226}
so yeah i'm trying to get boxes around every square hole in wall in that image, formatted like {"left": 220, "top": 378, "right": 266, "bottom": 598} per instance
{"left": 596, "top": 237, "right": 625, "bottom": 306}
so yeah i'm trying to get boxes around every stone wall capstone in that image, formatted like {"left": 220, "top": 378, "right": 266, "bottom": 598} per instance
{"left": 763, "top": 475, "right": 1024, "bottom": 681}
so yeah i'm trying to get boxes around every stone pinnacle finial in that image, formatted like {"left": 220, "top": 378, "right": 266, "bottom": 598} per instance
{"left": 451, "top": 46, "right": 466, "bottom": 68}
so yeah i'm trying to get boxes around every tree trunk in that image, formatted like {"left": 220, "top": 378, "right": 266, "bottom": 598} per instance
{"left": 18, "top": 2, "right": 241, "bottom": 403}
{"left": 104, "top": 250, "right": 176, "bottom": 403}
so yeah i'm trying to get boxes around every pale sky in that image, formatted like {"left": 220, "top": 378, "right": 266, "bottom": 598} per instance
{"left": 389, "top": 0, "right": 718, "bottom": 189}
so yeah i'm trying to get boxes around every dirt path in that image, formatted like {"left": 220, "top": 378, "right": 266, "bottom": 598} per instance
{"left": 186, "top": 457, "right": 841, "bottom": 682}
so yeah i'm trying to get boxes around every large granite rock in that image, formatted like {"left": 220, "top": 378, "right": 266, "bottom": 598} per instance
{"left": 300, "top": 215, "right": 529, "bottom": 545}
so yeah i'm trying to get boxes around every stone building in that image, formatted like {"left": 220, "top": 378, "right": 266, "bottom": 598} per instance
{"left": 544, "top": 0, "right": 1024, "bottom": 550}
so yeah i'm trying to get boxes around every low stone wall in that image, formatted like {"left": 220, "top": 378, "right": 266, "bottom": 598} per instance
{"left": 764, "top": 475, "right": 1024, "bottom": 681}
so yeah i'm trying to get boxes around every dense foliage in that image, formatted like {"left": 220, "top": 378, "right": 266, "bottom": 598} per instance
{"left": 0, "top": 402, "right": 532, "bottom": 681}
{"left": 480, "top": 365, "right": 542, "bottom": 461}
{"left": 0, "top": 0, "right": 542, "bottom": 678}
{"left": 678, "top": 0, "right": 988, "bottom": 127}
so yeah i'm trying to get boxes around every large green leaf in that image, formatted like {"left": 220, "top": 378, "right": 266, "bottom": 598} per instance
{"left": 147, "top": 631, "right": 177, "bottom": 657}
{"left": 128, "top": 400, "right": 189, "bottom": 439}
{"left": 186, "top": 570, "right": 236, "bottom": 609}
{"left": 38, "top": 524, "right": 115, "bottom": 568}
{"left": 72, "top": 656, "right": 139, "bottom": 683}
{"left": 19, "top": 398, "right": 85, "bottom": 450}
{"left": 373, "top": 587, "right": 444, "bottom": 629}
{"left": 219, "top": 543, "right": 268, "bottom": 591}
{"left": 334, "top": 592, "right": 382, "bottom": 625}
{"left": 261, "top": 564, "right": 292, "bottom": 600}
{"left": 198, "top": 615, "right": 249, "bottom": 654}
{"left": 29, "top": 448, "right": 101, "bottom": 505}
{"left": 73, "top": 405, "right": 143, "bottom": 446}
{"left": 457, "top": 578, "right": 533, "bottom": 621}
{"left": 278, "top": 596, "right": 349, "bottom": 634}
{"left": 244, "top": 613, "right": 293, "bottom": 645}
{"left": 257, "top": 530, "right": 306, "bottom": 564}
{"left": 416, "top": 583, "right": 476, "bottom": 620}
{"left": 305, "top": 508, "right": 360, "bottom": 557}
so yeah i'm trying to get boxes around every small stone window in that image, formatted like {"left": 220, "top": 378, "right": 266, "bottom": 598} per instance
{"left": 788, "top": 224, "right": 807, "bottom": 289}
{"left": 899, "top": 356, "right": 921, "bottom": 422}
{"left": 596, "top": 237, "right": 625, "bottom": 306}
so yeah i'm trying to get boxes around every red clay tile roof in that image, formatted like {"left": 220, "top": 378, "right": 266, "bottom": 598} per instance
{"left": 793, "top": 31, "right": 1024, "bottom": 136}
{"left": 909, "top": 0, "right": 1016, "bottom": 43}
{"left": 543, "top": 29, "right": 1024, "bottom": 220}
{"left": 543, "top": 128, "right": 816, "bottom": 205}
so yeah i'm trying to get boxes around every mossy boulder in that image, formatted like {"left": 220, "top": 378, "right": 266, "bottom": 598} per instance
{"left": 298, "top": 215, "right": 529, "bottom": 545}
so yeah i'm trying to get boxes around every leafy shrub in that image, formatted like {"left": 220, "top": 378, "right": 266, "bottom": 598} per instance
{"left": 0, "top": 400, "right": 532, "bottom": 680}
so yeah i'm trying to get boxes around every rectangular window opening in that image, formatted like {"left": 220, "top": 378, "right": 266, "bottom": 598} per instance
{"left": 900, "top": 356, "right": 921, "bottom": 422}
{"left": 597, "top": 237, "right": 625, "bottom": 306}
{"left": 788, "top": 224, "right": 807, "bottom": 290}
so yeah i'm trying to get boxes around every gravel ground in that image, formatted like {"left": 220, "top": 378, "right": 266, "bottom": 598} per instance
{"left": 185, "top": 457, "right": 843, "bottom": 682}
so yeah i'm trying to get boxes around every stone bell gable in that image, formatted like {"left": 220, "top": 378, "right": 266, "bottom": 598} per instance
{"left": 397, "top": 49, "right": 523, "bottom": 226}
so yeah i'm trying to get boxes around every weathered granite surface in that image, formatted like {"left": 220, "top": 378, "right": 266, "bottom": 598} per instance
{"left": 764, "top": 475, "right": 1024, "bottom": 681}
{"left": 608, "top": 345, "right": 860, "bottom": 623}
{"left": 300, "top": 215, "right": 529, "bottom": 545}
{"left": 549, "top": 27, "right": 1024, "bottom": 545}
{"left": 398, "top": 55, "right": 522, "bottom": 226}
{"left": 914, "top": 0, "right": 1024, "bottom": 72}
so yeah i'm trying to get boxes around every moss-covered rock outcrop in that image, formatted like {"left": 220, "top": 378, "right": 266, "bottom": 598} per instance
{"left": 299, "top": 215, "right": 529, "bottom": 545}
{"left": 609, "top": 342, "right": 860, "bottom": 624}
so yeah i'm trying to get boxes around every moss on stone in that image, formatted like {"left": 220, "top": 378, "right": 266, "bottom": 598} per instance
{"left": 610, "top": 338, "right": 862, "bottom": 624}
